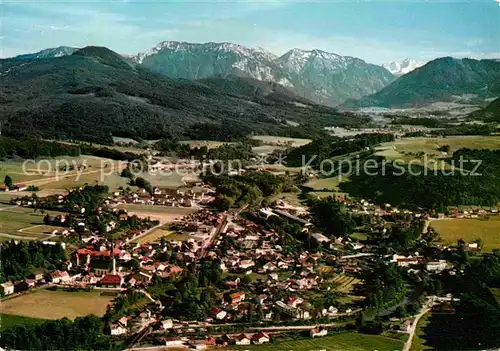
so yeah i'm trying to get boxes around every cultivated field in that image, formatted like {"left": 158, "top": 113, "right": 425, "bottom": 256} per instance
{"left": 375, "top": 136, "right": 500, "bottom": 164}
{"left": 0, "top": 206, "right": 67, "bottom": 241}
{"left": 119, "top": 204, "right": 197, "bottom": 224}
{"left": 430, "top": 216, "right": 500, "bottom": 252}
{"left": 0, "top": 289, "right": 115, "bottom": 320}
{"left": 233, "top": 332, "right": 404, "bottom": 351}
{"left": 0, "top": 156, "right": 128, "bottom": 192}
{"left": 331, "top": 274, "right": 361, "bottom": 293}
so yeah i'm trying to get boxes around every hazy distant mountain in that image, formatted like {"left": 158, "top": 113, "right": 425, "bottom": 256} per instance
{"left": 382, "top": 59, "right": 424, "bottom": 76}
{"left": 13, "top": 46, "right": 78, "bottom": 60}
{"left": 344, "top": 57, "right": 500, "bottom": 108}
{"left": 132, "top": 41, "right": 395, "bottom": 106}
{"left": 1, "top": 46, "right": 362, "bottom": 143}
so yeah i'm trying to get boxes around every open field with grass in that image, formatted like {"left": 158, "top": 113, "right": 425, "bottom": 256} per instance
{"left": 0, "top": 156, "right": 128, "bottom": 192}
{"left": 251, "top": 135, "right": 312, "bottom": 147}
{"left": 0, "top": 313, "right": 47, "bottom": 330}
{"left": 304, "top": 175, "right": 350, "bottom": 191}
{"left": 0, "top": 206, "right": 67, "bottom": 241}
{"left": 430, "top": 216, "right": 500, "bottom": 252}
{"left": 222, "top": 272, "right": 267, "bottom": 282}
{"left": 138, "top": 170, "right": 196, "bottom": 188}
{"left": 351, "top": 232, "right": 369, "bottom": 241}
{"left": 411, "top": 312, "right": 433, "bottom": 351}
{"left": 119, "top": 204, "right": 197, "bottom": 224}
{"left": 233, "top": 332, "right": 404, "bottom": 351}
{"left": 375, "top": 136, "right": 500, "bottom": 164}
{"left": 131, "top": 227, "right": 175, "bottom": 244}
{"left": 0, "top": 289, "right": 115, "bottom": 320}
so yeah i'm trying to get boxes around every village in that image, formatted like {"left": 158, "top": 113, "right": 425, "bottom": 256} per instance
{"left": 2, "top": 164, "right": 498, "bottom": 351}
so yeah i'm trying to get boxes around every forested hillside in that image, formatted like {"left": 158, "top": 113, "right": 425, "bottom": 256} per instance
{"left": 0, "top": 46, "right": 364, "bottom": 144}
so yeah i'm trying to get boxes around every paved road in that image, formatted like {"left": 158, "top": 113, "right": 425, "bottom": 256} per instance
{"left": 0, "top": 232, "right": 43, "bottom": 241}
{"left": 403, "top": 307, "right": 430, "bottom": 351}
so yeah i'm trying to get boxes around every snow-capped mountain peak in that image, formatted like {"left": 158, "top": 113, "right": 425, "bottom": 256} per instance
{"left": 13, "top": 46, "right": 78, "bottom": 60}
{"left": 382, "top": 58, "right": 425, "bottom": 76}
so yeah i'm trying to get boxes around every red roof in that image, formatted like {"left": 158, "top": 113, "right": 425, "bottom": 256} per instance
{"left": 253, "top": 331, "right": 270, "bottom": 340}
{"left": 100, "top": 275, "right": 121, "bottom": 285}
{"left": 230, "top": 291, "right": 245, "bottom": 299}
{"left": 78, "top": 248, "right": 121, "bottom": 257}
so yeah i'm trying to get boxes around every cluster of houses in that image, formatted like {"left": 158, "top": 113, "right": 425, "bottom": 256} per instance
{"left": 108, "top": 186, "right": 215, "bottom": 208}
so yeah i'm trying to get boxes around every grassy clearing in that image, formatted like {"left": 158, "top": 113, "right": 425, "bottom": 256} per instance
{"left": 430, "top": 216, "right": 500, "bottom": 252}
{"left": 411, "top": 312, "right": 433, "bottom": 351}
{"left": 0, "top": 207, "right": 66, "bottom": 240}
{"left": 137, "top": 170, "right": 196, "bottom": 188}
{"left": 233, "top": 332, "right": 404, "bottom": 351}
{"left": 0, "top": 156, "right": 129, "bottom": 192}
{"left": 0, "top": 313, "right": 47, "bottom": 330}
{"left": 375, "top": 136, "right": 500, "bottom": 164}
{"left": 251, "top": 135, "right": 312, "bottom": 147}
{"left": 304, "top": 176, "right": 349, "bottom": 191}
{"left": 351, "top": 233, "right": 368, "bottom": 241}
{"left": 222, "top": 272, "right": 267, "bottom": 282}
{"left": 132, "top": 228, "right": 175, "bottom": 244}
{"left": 0, "top": 289, "right": 115, "bottom": 320}
{"left": 120, "top": 204, "right": 197, "bottom": 224}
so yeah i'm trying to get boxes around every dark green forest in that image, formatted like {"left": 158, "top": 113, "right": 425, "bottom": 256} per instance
{"left": 340, "top": 149, "right": 500, "bottom": 209}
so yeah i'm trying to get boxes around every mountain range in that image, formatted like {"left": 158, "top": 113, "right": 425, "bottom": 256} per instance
{"left": 9, "top": 41, "right": 396, "bottom": 106}
{"left": 0, "top": 46, "right": 366, "bottom": 144}
{"left": 344, "top": 57, "right": 500, "bottom": 108}
{"left": 5, "top": 42, "right": 500, "bottom": 113}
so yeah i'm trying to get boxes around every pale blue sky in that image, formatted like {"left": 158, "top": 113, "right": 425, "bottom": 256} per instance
{"left": 1, "top": 0, "right": 499, "bottom": 64}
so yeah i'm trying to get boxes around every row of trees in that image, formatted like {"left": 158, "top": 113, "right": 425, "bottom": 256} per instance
{"left": 0, "top": 136, "right": 143, "bottom": 160}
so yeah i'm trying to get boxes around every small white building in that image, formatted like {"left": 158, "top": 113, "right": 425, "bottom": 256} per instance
{"left": 235, "top": 334, "right": 251, "bottom": 346}
{"left": 1, "top": 281, "right": 14, "bottom": 295}
{"left": 110, "top": 324, "right": 128, "bottom": 336}
{"left": 310, "top": 327, "right": 328, "bottom": 338}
